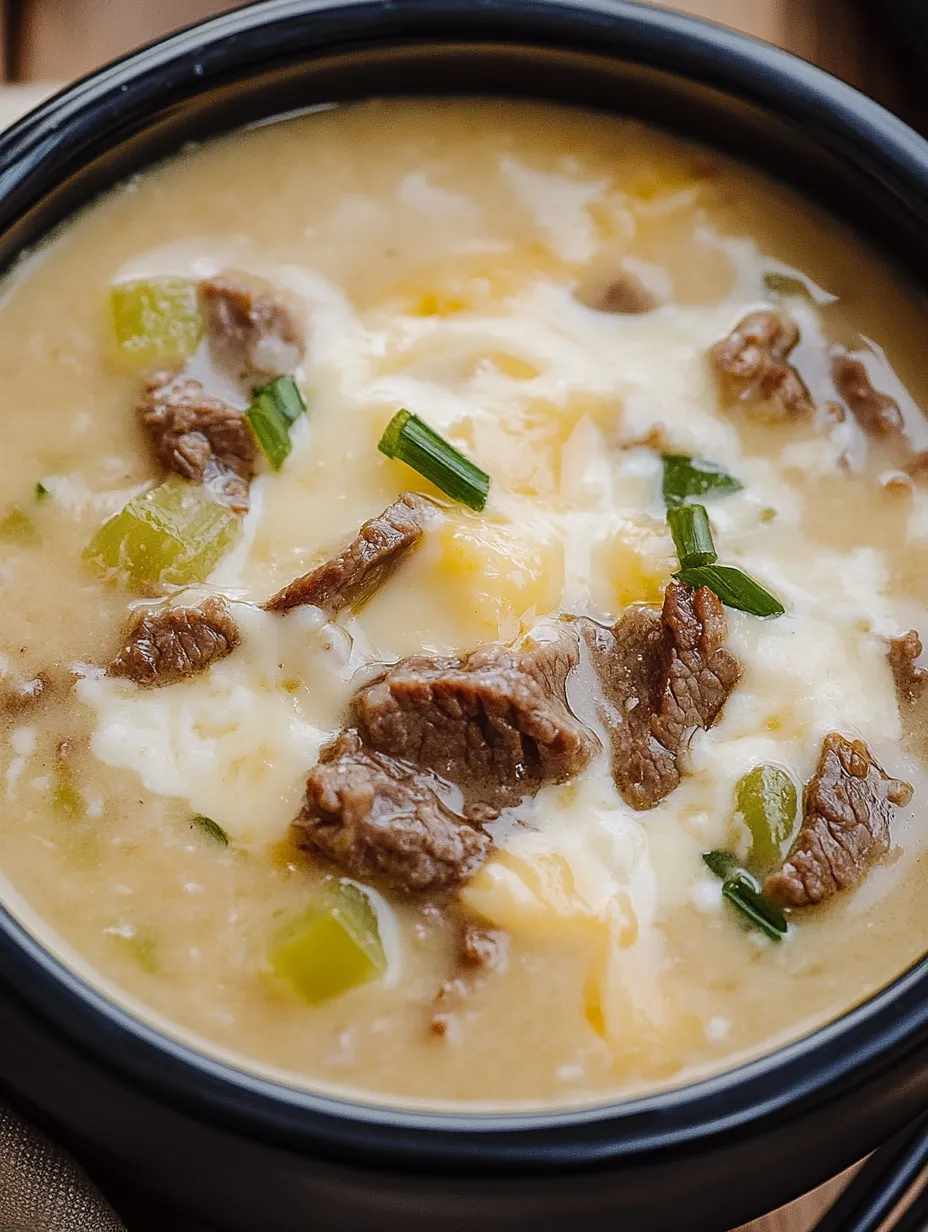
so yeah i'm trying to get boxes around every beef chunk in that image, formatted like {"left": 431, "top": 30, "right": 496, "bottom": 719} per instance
{"left": 1, "top": 668, "right": 74, "bottom": 715}
{"left": 582, "top": 581, "right": 741, "bottom": 810}
{"left": 890, "top": 630, "right": 928, "bottom": 704}
{"left": 264, "top": 494, "right": 427, "bottom": 617}
{"left": 710, "top": 311, "right": 814, "bottom": 420}
{"left": 108, "top": 597, "right": 240, "bottom": 687}
{"left": 295, "top": 730, "right": 492, "bottom": 893}
{"left": 199, "top": 273, "right": 304, "bottom": 384}
{"left": 351, "top": 631, "right": 598, "bottom": 812}
{"left": 831, "top": 354, "right": 904, "bottom": 437}
{"left": 139, "top": 373, "right": 255, "bottom": 513}
{"left": 764, "top": 733, "right": 912, "bottom": 908}
{"left": 576, "top": 270, "right": 657, "bottom": 314}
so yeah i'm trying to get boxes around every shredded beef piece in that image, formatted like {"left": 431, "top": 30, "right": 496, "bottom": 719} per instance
{"left": 582, "top": 581, "right": 741, "bottom": 810}
{"left": 710, "top": 310, "right": 814, "bottom": 421}
{"left": 108, "top": 597, "right": 241, "bottom": 687}
{"left": 576, "top": 270, "right": 657, "bottom": 315}
{"left": 199, "top": 273, "right": 304, "bottom": 384}
{"left": 138, "top": 373, "right": 255, "bottom": 513}
{"left": 429, "top": 918, "right": 508, "bottom": 1037}
{"left": 764, "top": 733, "right": 912, "bottom": 908}
{"left": 461, "top": 921, "right": 507, "bottom": 969}
{"left": 351, "top": 631, "right": 598, "bottom": 812}
{"left": 0, "top": 668, "right": 74, "bottom": 714}
{"left": 264, "top": 494, "right": 427, "bottom": 617}
{"left": 889, "top": 631, "right": 928, "bottom": 704}
{"left": 832, "top": 354, "right": 904, "bottom": 437}
{"left": 295, "top": 730, "right": 492, "bottom": 893}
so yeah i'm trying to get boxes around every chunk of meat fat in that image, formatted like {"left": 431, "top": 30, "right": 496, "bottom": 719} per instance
{"left": 264, "top": 493, "right": 427, "bottom": 617}
{"left": 709, "top": 310, "right": 814, "bottom": 421}
{"left": 764, "top": 733, "right": 912, "bottom": 908}
{"left": 294, "top": 630, "right": 597, "bottom": 893}
{"left": 107, "top": 597, "right": 240, "bottom": 687}
{"left": 138, "top": 373, "right": 255, "bottom": 513}
{"left": 198, "top": 273, "right": 304, "bottom": 385}
{"left": 581, "top": 581, "right": 741, "bottom": 810}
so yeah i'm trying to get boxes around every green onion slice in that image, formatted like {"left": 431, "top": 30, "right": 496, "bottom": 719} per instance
{"left": 676, "top": 563, "right": 784, "bottom": 618}
{"left": 703, "top": 851, "right": 788, "bottom": 942}
{"left": 668, "top": 503, "right": 717, "bottom": 569}
{"left": 762, "top": 272, "right": 815, "bottom": 302}
{"left": 246, "top": 376, "right": 307, "bottom": 471}
{"left": 378, "top": 410, "right": 490, "bottom": 512}
{"left": 661, "top": 453, "right": 743, "bottom": 509}
{"left": 191, "top": 814, "right": 230, "bottom": 846}
{"left": 35, "top": 481, "right": 50, "bottom": 502}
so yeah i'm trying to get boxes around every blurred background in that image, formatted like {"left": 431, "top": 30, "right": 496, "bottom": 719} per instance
{"left": 0, "top": 0, "right": 923, "bottom": 138}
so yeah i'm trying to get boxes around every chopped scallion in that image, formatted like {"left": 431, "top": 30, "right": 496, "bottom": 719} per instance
{"left": 668, "top": 503, "right": 717, "bottom": 569}
{"left": 703, "top": 851, "right": 788, "bottom": 942}
{"left": 35, "top": 481, "right": 50, "bottom": 502}
{"left": 191, "top": 814, "right": 230, "bottom": 846}
{"left": 246, "top": 376, "right": 307, "bottom": 471}
{"left": 676, "top": 563, "right": 784, "bottom": 618}
{"left": 378, "top": 410, "right": 490, "bottom": 512}
{"left": 762, "top": 272, "right": 815, "bottom": 302}
{"left": 661, "top": 453, "right": 743, "bottom": 508}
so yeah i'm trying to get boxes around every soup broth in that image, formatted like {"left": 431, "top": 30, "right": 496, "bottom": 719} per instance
{"left": 1, "top": 99, "right": 928, "bottom": 1109}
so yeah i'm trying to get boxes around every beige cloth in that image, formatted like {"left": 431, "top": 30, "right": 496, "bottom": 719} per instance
{"left": 0, "top": 1101, "right": 124, "bottom": 1232}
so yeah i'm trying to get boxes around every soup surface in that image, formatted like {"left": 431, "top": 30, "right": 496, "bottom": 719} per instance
{"left": 1, "top": 99, "right": 928, "bottom": 1110}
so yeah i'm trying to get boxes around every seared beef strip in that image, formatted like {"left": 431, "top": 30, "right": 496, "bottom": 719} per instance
{"left": 710, "top": 310, "right": 814, "bottom": 421}
{"left": 764, "top": 733, "right": 912, "bottom": 908}
{"left": 582, "top": 581, "right": 741, "bottom": 810}
{"left": 889, "top": 630, "right": 928, "bottom": 705}
{"left": 576, "top": 270, "right": 657, "bottom": 315}
{"left": 351, "top": 631, "right": 598, "bottom": 812}
{"left": 138, "top": 373, "right": 256, "bottom": 513}
{"left": 264, "top": 494, "right": 427, "bottom": 617}
{"left": 831, "top": 354, "right": 904, "bottom": 437}
{"left": 199, "top": 273, "right": 304, "bottom": 384}
{"left": 108, "top": 597, "right": 240, "bottom": 687}
{"left": 429, "top": 919, "right": 508, "bottom": 1037}
{"left": 295, "top": 730, "right": 492, "bottom": 893}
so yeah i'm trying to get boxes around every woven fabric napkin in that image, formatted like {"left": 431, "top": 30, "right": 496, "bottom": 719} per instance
{"left": 0, "top": 1100, "right": 124, "bottom": 1231}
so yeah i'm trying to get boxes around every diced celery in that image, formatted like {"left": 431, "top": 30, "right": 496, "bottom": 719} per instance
{"left": 52, "top": 758, "right": 83, "bottom": 819}
{"left": 0, "top": 507, "right": 39, "bottom": 545}
{"left": 735, "top": 764, "right": 798, "bottom": 872}
{"left": 83, "top": 479, "right": 239, "bottom": 590}
{"left": 271, "top": 881, "right": 386, "bottom": 1006}
{"left": 111, "top": 278, "right": 202, "bottom": 366}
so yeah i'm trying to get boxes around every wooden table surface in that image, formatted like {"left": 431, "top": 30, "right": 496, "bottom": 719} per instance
{"left": 2, "top": 2, "right": 926, "bottom": 1229}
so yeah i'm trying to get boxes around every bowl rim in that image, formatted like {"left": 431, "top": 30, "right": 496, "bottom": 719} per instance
{"left": 2, "top": 0, "right": 928, "bottom": 1171}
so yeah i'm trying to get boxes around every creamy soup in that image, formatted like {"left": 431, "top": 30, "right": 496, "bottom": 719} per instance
{"left": 1, "top": 99, "right": 928, "bottom": 1111}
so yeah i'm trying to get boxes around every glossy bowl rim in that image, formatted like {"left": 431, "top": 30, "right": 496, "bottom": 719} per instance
{"left": 1, "top": 0, "right": 928, "bottom": 1171}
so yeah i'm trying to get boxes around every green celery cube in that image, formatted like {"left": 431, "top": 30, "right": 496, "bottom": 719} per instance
{"left": 111, "top": 278, "right": 203, "bottom": 366}
{"left": 84, "top": 479, "right": 239, "bottom": 590}
{"left": 271, "top": 881, "right": 386, "bottom": 1006}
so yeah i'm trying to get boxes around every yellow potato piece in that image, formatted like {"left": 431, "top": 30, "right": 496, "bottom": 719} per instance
{"left": 438, "top": 516, "right": 564, "bottom": 640}
{"left": 591, "top": 522, "right": 674, "bottom": 612}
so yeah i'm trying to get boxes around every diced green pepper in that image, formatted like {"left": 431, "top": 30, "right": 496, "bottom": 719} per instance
{"left": 270, "top": 881, "right": 386, "bottom": 1006}
{"left": 110, "top": 278, "right": 203, "bottom": 366}
{"left": 735, "top": 764, "right": 798, "bottom": 872}
{"left": 83, "top": 479, "right": 239, "bottom": 590}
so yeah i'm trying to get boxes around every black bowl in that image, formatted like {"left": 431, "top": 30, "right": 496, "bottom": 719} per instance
{"left": 2, "top": 3, "right": 928, "bottom": 1229}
